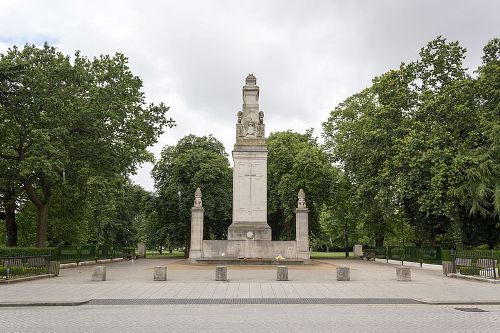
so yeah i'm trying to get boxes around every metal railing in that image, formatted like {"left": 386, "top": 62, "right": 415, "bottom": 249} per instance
{"left": 363, "top": 246, "right": 442, "bottom": 266}
{"left": 451, "top": 250, "right": 498, "bottom": 280}
{"left": 1, "top": 255, "right": 54, "bottom": 280}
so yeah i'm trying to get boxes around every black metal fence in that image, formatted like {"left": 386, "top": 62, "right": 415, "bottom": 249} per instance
{"left": 451, "top": 250, "right": 498, "bottom": 280}
{"left": 363, "top": 246, "right": 442, "bottom": 266}
{"left": 1, "top": 255, "right": 55, "bottom": 280}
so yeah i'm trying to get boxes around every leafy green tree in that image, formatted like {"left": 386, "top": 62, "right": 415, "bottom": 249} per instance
{"left": 267, "top": 130, "right": 336, "bottom": 240}
{"left": 0, "top": 43, "right": 173, "bottom": 246}
{"left": 152, "top": 135, "right": 232, "bottom": 256}
{"left": 323, "top": 37, "right": 500, "bottom": 248}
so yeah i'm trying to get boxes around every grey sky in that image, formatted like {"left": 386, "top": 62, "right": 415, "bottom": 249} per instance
{"left": 1, "top": 0, "right": 499, "bottom": 191}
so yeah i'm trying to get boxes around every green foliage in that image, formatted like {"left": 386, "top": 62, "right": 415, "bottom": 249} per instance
{"left": 0, "top": 43, "right": 174, "bottom": 246}
{"left": 267, "top": 130, "right": 337, "bottom": 240}
{"left": 322, "top": 36, "right": 500, "bottom": 248}
{"left": 152, "top": 135, "right": 232, "bottom": 255}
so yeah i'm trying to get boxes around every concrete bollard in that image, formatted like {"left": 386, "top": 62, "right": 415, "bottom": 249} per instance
{"left": 396, "top": 266, "right": 411, "bottom": 281}
{"left": 277, "top": 266, "right": 288, "bottom": 281}
{"left": 48, "top": 261, "right": 60, "bottom": 276}
{"left": 336, "top": 267, "right": 350, "bottom": 281}
{"left": 154, "top": 266, "right": 167, "bottom": 281}
{"left": 91, "top": 266, "right": 106, "bottom": 281}
{"left": 442, "top": 261, "right": 456, "bottom": 276}
{"left": 216, "top": 266, "right": 227, "bottom": 281}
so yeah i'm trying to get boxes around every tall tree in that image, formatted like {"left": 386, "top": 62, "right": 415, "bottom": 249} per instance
{"left": 152, "top": 135, "right": 232, "bottom": 256}
{"left": 0, "top": 44, "right": 173, "bottom": 246}
{"left": 267, "top": 130, "right": 336, "bottom": 240}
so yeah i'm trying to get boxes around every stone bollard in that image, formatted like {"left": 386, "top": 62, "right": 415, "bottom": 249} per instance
{"left": 396, "top": 266, "right": 411, "bottom": 281}
{"left": 442, "top": 261, "right": 456, "bottom": 276}
{"left": 154, "top": 266, "right": 167, "bottom": 281}
{"left": 336, "top": 267, "right": 350, "bottom": 281}
{"left": 91, "top": 266, "right": 106, "bottom": 281}
{"left": 48, "top": 261, "right": 60, "bottom": 276}
{"left": 277, "top": 266, "right": 288, "bottom": 281}
{"left": 216, "top": 266, "right": 227, "bottom": 281}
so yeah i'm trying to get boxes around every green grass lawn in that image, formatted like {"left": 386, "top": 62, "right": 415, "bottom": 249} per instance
{"left": 311, "top": 251, "right": 354, "bottom": 259}
{"left": 145, "top": 250, "right": 185, "bottom": 259}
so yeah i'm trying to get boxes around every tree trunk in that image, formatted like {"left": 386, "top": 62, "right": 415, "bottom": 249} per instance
{"left": 35, "top": 203, "right": 49, "bottom": 247}
{"left": 24, "top": 180, "right": 52, "bottom": 247}
{"left": 375, "top": 237, "right": 384, "bottom": 248}
{"left": 5, "top": 200, "right": 17, "bottom": 247}
{"left": 344, "top": 231, "right": 349, "bottom": 258}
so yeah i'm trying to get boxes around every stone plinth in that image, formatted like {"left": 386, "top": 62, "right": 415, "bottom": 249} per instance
{"left": 154, "top": 266, "right": 167, "bottom": 281}
{"left": 137, "top": 242, "right": 146, "bottom": 258}
{"left": 396, "top": 267, "right": 411, "bottom": 281}
{"left": 277, "top": 266, "right": 288, "bottom": 281}
{"left": 216, "top": 266, "right": 227, "bottom": 281}
{"left": 48, "top": 261, "right": 60, "bottom": 276}
{"left": 189, "top": 188, "right": 204, "bottom": 260}
{"left": 91, "top": 266, "right": 106, "bottom": 281}
{"left": 228, "top": 75, "right": 271, "bottom": 241}
{"left": 295, "top": 189, "right": 310, "bottom": 259}
{"left": 353, "top": 245, "right": 363, "bottom": 257}
{"left": 442, "top": 261, "right": 456, "bottom": 276}
{"left": 337, "top": 267, "right": 350, "bottom": 281}
{"left": 229, "top": 148, "right": 271, "bottom": 241}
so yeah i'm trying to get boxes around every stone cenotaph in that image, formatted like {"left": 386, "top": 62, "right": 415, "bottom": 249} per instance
{"left": 188, "top": 75, "right": 310, "bottom": 263}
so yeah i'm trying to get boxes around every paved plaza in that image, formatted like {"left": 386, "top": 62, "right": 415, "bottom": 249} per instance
{"left": 1, "top": 304, "right": 500, "bottom": 333}
{"left": 1, "top": 259, "right": 500, "bottom": 332}
{"left": 1, "top": 258, "right": 499, "bottom": 304}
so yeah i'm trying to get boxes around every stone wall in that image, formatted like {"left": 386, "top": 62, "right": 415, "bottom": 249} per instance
{"left": 202, "top": 240, "right": 298, "bottom": 259}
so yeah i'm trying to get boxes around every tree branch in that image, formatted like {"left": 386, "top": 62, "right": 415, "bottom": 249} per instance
{"left": 24, "top": 181, "right": 43, "bottom": 209}
{"left": 0, "top": 153, "right": 20, "bottom": 161}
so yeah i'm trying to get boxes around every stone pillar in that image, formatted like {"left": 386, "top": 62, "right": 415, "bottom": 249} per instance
{"left": 91, "top": 266, "right": 106, "bottom": 281}
{"left": 442, "top": 261, "right": 456, "bottom": 276}
{"left": 228, "top": 75, "right": 271, "bottom": 242}
{"left": 216, "top": 266, "right": 227, "bottom": 281}
{"left": 396, "top": 266, "right": 411, "bottom": 281}
{"left": 154, "top": 266, "right": 167, "bottom": 281}
{"left": 295, "top": 189, "right": 310, "bottom": 259}
{"left": 337, "top": 267, "right": 350, "bottom": 281}
{"left": 353, "top": 245, "right": 363, "bottom": 257}
{"left": 47, "top": 261, "right": 60, "bottom": 276}
{"left": 277, "top": 266, "right": 288, "bottom": 281}
{"left": 188, "top": 188, "right": 204, "bottom": 261}
{"left": 137, "top": 242, "right": 146, "bottom": 259}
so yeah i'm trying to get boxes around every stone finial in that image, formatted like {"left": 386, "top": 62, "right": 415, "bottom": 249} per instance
{"left": 194, "top": 187, "right": 202, "bottom": 208}
{"left": 245, "top": 74, "right": 257, "bottom": 86}
{"left": 297, "top": 189, "right": 306, "bottom": 209}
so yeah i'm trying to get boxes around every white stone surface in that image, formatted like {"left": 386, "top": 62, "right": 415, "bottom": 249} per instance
{"left": 215, "top": 266, "right": 227, "bottom": 281}
{"left": 353, "top": 244, "right": 363, "bottom": 257}
{"left": 277, "top": 266, "right": 288, "bottom": 281}
{"left": 202, "top": 240, "right": 298, "bottom": 259}
{"left": 189, "top": 188, "right": 204, "bottom": 259}
{"left": 396, "top": 266, "right": 411, "bottom": 281}
{"left": 337, "top": 267, "right": 350, "bottom": 281}
{"left": 91, "top": 266, "right": 106, "bottom": 281}
{"left": 228, "top": 75, "right": 271, "bottom": 241}
{"left": 137, "top": 242, "right": 146, "bottom": 258}
{"left": 153, "top": 266, "right": 167, "bottom": 281}
{"left": 295, "top": 189, "right": 309, "bottom": 259}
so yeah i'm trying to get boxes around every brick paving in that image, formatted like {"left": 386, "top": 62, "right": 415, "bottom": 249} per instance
{"left": 0, "top": 258, "right": 499, "bottom": 304}
{"left": 1, "top": 304, "right": 499, "bottom": 333}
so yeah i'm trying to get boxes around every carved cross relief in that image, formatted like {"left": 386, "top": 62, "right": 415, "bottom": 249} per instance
{"left": 237, "top": 162, "right": 264, "bottom": 214}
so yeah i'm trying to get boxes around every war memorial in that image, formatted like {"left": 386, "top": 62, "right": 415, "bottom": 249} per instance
{"left": 188, "top": 75, "right": 310, "bottom": 263}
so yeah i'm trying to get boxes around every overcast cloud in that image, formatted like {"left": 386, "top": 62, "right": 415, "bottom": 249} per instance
{"left": 1, "top": 0, "right": 499, "bottom": 191}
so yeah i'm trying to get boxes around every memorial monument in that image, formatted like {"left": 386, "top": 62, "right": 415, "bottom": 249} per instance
{"left": 188, "top": 75, "right": 310, "bottom": 263}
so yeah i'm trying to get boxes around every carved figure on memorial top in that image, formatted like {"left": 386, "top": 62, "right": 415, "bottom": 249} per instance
{"left": 235, "top": 74, "right": 266, "bottom": 144}
{"left": 297, "top": 189, "right": 306, "bottom": 209}
{"left": 194, "top": 187, "right": 202, "bottom": 208}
